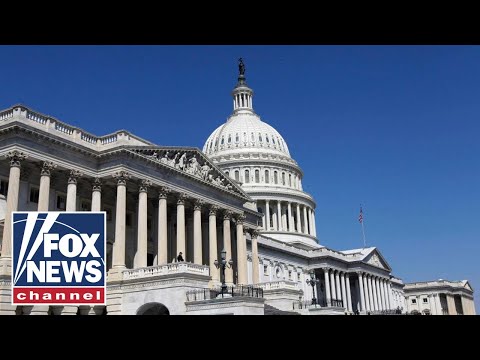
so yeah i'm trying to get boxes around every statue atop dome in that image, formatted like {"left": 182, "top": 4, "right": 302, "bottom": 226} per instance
{"left": 238, "top": 58, "right": 245, "bottom": 76}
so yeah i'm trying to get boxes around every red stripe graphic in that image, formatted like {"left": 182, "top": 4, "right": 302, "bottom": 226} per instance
{"left": 13, "top": 287, "right": 105, "bottom": 304}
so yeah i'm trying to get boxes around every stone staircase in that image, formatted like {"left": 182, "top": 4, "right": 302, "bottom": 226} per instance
{"left": 264, "top": 304, "right": 300, "bottom": 315}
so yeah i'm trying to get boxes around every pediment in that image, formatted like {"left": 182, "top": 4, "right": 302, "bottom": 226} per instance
{"left": 127, "top": 146, "right": 249, "bottom": 199}
{"left": 364, "top": 250, "right": 391, "bottom": 271}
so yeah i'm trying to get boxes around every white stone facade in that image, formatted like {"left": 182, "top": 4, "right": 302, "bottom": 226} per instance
{"left": 403, "top": 280, "right": 475, "bottom": 315}
{"left": 0, "top": 65, "right": 475, "bottom": 315}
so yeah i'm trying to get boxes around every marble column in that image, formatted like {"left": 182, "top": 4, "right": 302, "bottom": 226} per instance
{"left": 382, "top": 279, "right": 392, "bottom": 310}
{"left": 38, "top": 161, "right": 56, "bottom": 211}
{"left": 430, "top": 295, "right": 438, "bottom": 315}
{"left": 157, "top": 188, "right": 169, "bottom": 265}
{"left": 340, "top": 272, "right": 347, "bottom": 309}
{"left": 223, "top": 211, "right": 233, "bottom": 284}
{"left": 357, "top": 272, "right": 366, "bottom": 312}
{"left": 112, "top": 171, "right": 130, "bottom": 270}
{"left": 208, "top": 206, "right": 219, "bottom": 284}
{"left": 193, "top": 200, "right": 203, "bottom": 265}
{"left": 308, "top": 208, "right": 313, "bottom": 235}
{"left": 287, "top": 202, "right": 294, "bottom": 232}
{"left": 365, "top": 275, "right": 373, "bottom": 311}
{"left": 370, "top": 276, "right": 378, "bottom": 311}
{"left": 91, "top": 178, "right": 102, "bottom": 212}
{"left": 261, "top": 203, "right": 266, "bottom": 229}
{"left": 303, "top": 206, "right": 308, "bottom": 234}
{"left": 446, "top": 294, "right": 457, "bottom": 315}
{"left": 379, "top": 278, "right": 386, "bottom": 310}
{"left": 66, "top": 170, "right": 82, "bottom": 211}
{"left": 435, "top": 293, "right": 442, "bottom": 314}
{"left": 335, "top": 271, "right": 342, "bottom": 304}
{"left": 330, "top": 269, "right": 337, "bottom": 301}
{"left": 324, "top": 268, "right": 331, "bottom": 306}
{"left": 277, "top": 201, "right": 283, "bottom": 231}
{"left": 311, "top": 211, "right": 317, "bottom": 237}
{"left": 345, "top": 274, "right": 353, "bottom": 312}
{"left": 251, "top": 230, "right": 260, "bottom": 284}
{"left": 295, "top": 204, "right": 302, "bottom": 233}
{"left": 265, "top": 200, "right": 270, "bottom": 231}
{"left": 236, "top": 214, "right": 247, "bottom": 284}
{"left": 281, "top": 204, "right": 287, "bottom": 231}
{"left": 176, "top": 193, "right": 187, "bottom": 259}
{"left": 134, "top": 179, "right": 150, "bottom": 268}
{"left": 0, "top": 151, "right": 27, "bottom": 265}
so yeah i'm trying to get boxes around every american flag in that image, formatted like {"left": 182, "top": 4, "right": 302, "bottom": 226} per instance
{"left": 358, "top": 206, "right": 363, "bottom": 223}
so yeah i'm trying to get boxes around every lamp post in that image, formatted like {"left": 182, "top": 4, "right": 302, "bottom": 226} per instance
{"left": 214, "top": 248, "right": 233, "bottom": 295}
{"left": 306, "top": 271, "right": 320, "bottom": 306}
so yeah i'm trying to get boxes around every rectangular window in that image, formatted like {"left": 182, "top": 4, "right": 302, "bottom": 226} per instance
{"left": 263, "top": 265, "right": 268, "bottom": 275}
{"left": 423, "top": 298, "right": 428, "bottom": 304}
{"left": 56, "top": 194, "right": 66, "bottom": 210}
{"left": 411, "top": 298, "right": 417, "bottom": 304}
{"left": 297, "top": 273, "right": 301, "bottom": 281}
{"left": 288, "top": 270, "right": 292, "bottom": 280}
{"left": 0, "top": 179, "right": 8, "bottom": 196}
{"left": 81, "top": 200, "right": 91, "bottom": 211}
{"left": 29, "top": 187, "right": 40, "bottom": 204}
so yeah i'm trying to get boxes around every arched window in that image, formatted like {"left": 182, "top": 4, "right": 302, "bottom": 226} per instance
{"left": 265, "top": 170, "right": 270, "bottom": 183}
{"left": 282, "top": 172, "right": 286, "bottom": 185}
{"left": 251, "top": 133, "right": 255, "bottom": 141}
{"left": 221, "top": 136, "right": 224, "bottom": 145}
{"left": 289, "top": 174, "right": 292, "bottom": 187}
{"left": 228, "top": 135, "right": 232, "bottom": 143}
{"left": 244, "top": 170, "right": 250, "bottom": 183}
{"left": 265, "top": 135, "right": 269, "bottom": 143}
{"left": 255, "top": 169, "right": 260, "bottom": 183}
{"left": 272, "top": 137, "right": 276, "bottom": 144}
{"left": 225, "top": 171, "right": 229, "bottom": 177}
{"left": 235, "top": 133, "right": 239, "bottom": 142}
{"left": 259, "top": 133, "right": 262, "bottom": 142}
{"left": 274, "top": 171, "right": 278, "bottom": 184}
{"left": 234, "top": 170, "right": 239, "bottom": 181}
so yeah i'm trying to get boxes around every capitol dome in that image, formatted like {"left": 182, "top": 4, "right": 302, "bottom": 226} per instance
{"left": 203, "top": 60, "right": 319, "bottom": 249}
{"left": 203, "top": 113, "right": 291, "bottom": 158}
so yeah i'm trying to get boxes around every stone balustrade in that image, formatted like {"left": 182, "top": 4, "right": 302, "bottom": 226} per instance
{"left": 122, "top": 262, "right": 210, "bottom": 280}
{"left": 257, "top": 280, "right": 300, "bottom": 290}
{"left": 0, "top": 105, "right": 151, "bottom": 149}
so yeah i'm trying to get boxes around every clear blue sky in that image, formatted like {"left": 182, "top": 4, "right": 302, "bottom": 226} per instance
{"left": 1, "top": 45, "right": 479, "bottom": 310}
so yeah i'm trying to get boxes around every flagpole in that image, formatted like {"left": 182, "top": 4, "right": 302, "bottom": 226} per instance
{"left": 361, "top": 219, "right": 366, "bottom": 248}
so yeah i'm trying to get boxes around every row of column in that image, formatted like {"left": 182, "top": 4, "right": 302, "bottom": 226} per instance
{"left": 356, "top": 272, "right": 393, "bottom": 312}
{"left": 0, "top": 154, "right": 261, "bottom": 286}
{"left": 261, "top": 200, "right": 316, "bottom": 237}
{"left": 320, "top": 268, "right": 394, "bottom": 313}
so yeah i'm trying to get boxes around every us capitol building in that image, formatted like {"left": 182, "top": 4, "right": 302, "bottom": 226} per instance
{"left": 0, "top": 62, "right": 475, "bottom": 315}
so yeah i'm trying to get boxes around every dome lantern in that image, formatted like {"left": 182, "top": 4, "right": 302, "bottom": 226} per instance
{"left": 232, "top": 58, "right": 254, "bottom": 113}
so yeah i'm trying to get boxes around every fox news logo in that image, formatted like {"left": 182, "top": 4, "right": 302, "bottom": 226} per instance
{"left": 12, "top": 212, "right": 106, "bottom": 305}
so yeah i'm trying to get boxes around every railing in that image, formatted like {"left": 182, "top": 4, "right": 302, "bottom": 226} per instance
{"left": 122, "top": 262, "right": 210, "bottom": 280}
{"left": 186, "top": 285, "right": 264, "bottom": 302}
{"left": 101, "top": 134, "right": 118, "bottom": 144}
{"left": 26, "top": 110, "right": 48, "bottom": 124}
{"left": 293, "top": 298, "right": 344, "bottom": 310}
{"left": 257, "top": 280, "right": 300, "bottom": 291}
{"left": 0, "top": 109, "right": 13, "bottom": 120}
